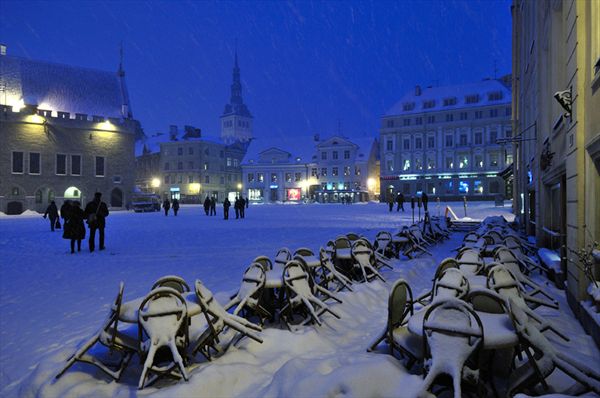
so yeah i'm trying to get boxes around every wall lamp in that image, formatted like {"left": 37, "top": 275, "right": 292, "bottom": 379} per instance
{"left": 553, "top": 87, "right": 572, "bottom": 119}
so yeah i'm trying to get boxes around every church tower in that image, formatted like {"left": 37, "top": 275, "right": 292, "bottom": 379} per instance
{"left": 220, "top": 49, "right": 253, "bottom": 144}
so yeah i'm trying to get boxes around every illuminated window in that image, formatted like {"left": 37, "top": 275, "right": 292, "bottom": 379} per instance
{"left": 355, "top": 166, "right": 361, "bottom": 176}
{"left": 344, "top": 166, "right": 350, "bottom": 176}
{"left": 474, "top": 180, "right": 483, "bottom": 193}
{"left": 403, "top": 159, "right": 411, "bottom": 171}
{"left": 386, "top": 160, "right": 394, "bottom": 172}
{"left": 295, "top": 172, "right": 302, "bottom": 182}
{"left": 490, "top": 153, "right": 499, "bottom": 167}
{"left": 285, "top": 173, "right": 292, "bottom": 182}
{"left": 459, "top": 156, "right": 468, "bottom": 169}
{"left": 446, "top": 157, "right": 454, "bottom": 169}
{"left": 247, "top": 173, "right": 254, "bottom": 182}
{"left": 415, "top": 158, "right": 422, "bottom": 170}
{"left": 475, "top": 155, "right": 483, "bottom": 168}
{"left": 258, "top": 173, "right": 264, "bottom": 182}
{"left": 459, "top": 181, "right": 469, "bottom": 194}
{"left": 321, "top": 168, "right": 327, "bottom": 177}
{"left": 332, "top": 167, "right": 338, "bottom": 177}
{"left": 271, "top": 173, "right": 278, "bottom": 183}
{"left": 427, "top": 158, "right": 435, "bottom": 170}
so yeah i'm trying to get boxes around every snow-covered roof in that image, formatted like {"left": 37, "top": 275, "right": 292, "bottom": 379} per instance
{"left": 386, "top": 79, "right": 511, "bottom": 116}
{"left": 135, "top": 127, "right": 222, "bottom": 157}
{"left": 242, "top": 135, "right": 319, "bottom": 165}
{"left": 0, "top": 54, "right": 130, "bottom": 119}
{"left": 317, "top": 135, "right": 376, "bottom": 162}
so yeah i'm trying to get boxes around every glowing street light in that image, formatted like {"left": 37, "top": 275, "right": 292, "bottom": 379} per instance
{"left": 236, "top": 183, "right": 242, "bottom": 191}
{"left": 151, "top": 178, "right": 161, "bottom": 188}
{"left": 367, "top": 177, "right": 376, "bottom": 190}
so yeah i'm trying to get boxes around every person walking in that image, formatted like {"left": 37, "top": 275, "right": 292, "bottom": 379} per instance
{"left": 223, "top": 198, "right": 231, "bottom": 220}
{"left": 210, "top": 197, "right": 217, "bottom": 216}
{"left": 43, "top": 200, "right": 59, "bottom": 231}
{"left": 239, "top": 197, "right": 246, "bottom": 218}
{"left": 172, "top": 198, "right": 180, "bottom": 216}
{"left": 388, "top": 195, "right": 394, "bottom": 212}
{"left": 245, "top": 197, "right": 249, "bottom": 209}
{"left": 399, "top": 193, "right": 405, "bottom": 212}
{"left": 84, "top": 192, "right": 109, "bottom": 252}
{"left": 163, "top": 198, "right": 171, "bottom": 216}
{"left": 203, "top": 196, "right": 210, "bottom": 216}
{"left": 60, "top": 200, "right": 72, "bottom": 226}
{"left": 64, "top": 201, "right": 85, "bottom": 253}
{"left": 422, "top": 192, "right": 429, "bottom": 212}
{"left": 234, "top": 197, "right": 240, "bottom": 219}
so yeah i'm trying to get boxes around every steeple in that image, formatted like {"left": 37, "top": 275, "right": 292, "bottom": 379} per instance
{"left": 230, "top": 45, "right": 243, "bottom": 105}
{"left": 117, "top": 42, "right": 132, "bottom": 119}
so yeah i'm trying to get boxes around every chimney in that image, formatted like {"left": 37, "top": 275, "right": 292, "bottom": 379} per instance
{"left": 415, "top": 85, "right": 422, "bottom": 96}
{"left": 0, "top": 44, "right": 6, "bottom": 56}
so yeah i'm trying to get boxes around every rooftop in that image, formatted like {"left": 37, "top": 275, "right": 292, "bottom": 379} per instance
{"left": 0, "top": 54, "right": 130, "bottom": 119}
{"left": 386, "top": 78, "right": 511, "bottom": 116}
{"left": 135, "top": 126, "right": 222, "bottom": 157}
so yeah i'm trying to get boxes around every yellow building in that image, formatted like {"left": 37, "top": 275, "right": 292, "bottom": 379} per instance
{"left": 512, "top": 0, "right": 600, "bottom": 342}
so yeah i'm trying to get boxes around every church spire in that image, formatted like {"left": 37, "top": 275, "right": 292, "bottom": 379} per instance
{"left": 230, "top": 44, "right": 243, "bottom": 105}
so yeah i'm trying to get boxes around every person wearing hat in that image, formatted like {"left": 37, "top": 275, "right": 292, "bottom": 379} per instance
{"left": 84, "top": 192, "right": 109, "bottom": 252}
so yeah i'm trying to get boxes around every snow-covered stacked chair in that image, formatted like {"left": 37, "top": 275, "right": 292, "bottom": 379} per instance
{"left": 225, "top": 263, "right": 271, "bottom": 322}
{"left": 317, "top": 247, "right": 353, "bottom": 292}
{"left": 374, "top": 230, "right": 396, "bottom": 259}
{"left": 507, "top": 297, "right": 600, "bottom": 396}
{"left": 409, "top": 225, "right": 434, "bottom": 246}
{"left": 350, "top": 239, "right": 386, "bottom": 283}
{"left": 494, "top": 247, "right": 558, "bottom": 307}
{"left": 137, "top": 287, "right": 189, "bottom": 389}
{"left": 367, "top": 279, "right": 422, "bottom": 369}
{"left": 281, "top": 260, "right": 341, "bottom": 328}
{"left": 151, "top": 275, "right": 190, "bottom": 293}
{"left": 419, "top": 299, "right": 484, "bottom": 398}
{"left": 433, "top": 268, "right": 470, "bottom": 301}
{"left": 401, "top": 229, "right": 432, "bottom": 259}
{"left": 487, "top": 264, "right": 568, "bottom": 341}
{"left": 192, "top": 280, "right": 263, "bottom": 360}
{"left": 56, "top": 282, "right": 137, "bottom": 381}
{"left": 346, "top": 232, "right": 361, "bottom": 242}
{"left": 274, "top": 248, "right": 292, "bottom": 270}
{"left": 356, "top": 237, "right": 393, "bottom": 271}
{"left": 430, "top": 217, "right": 450, "bottom": 240}
{"left": 252, "top": 255, "right": 273, "bottom": 272}
{"left": 456, "top": 248, "right": 484, "bottom": 275}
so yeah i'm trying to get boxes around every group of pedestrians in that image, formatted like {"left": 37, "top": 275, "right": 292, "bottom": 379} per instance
{"left": 43, "top": 192, "right": 109, "bottom": 254}
{"left": 162, "top": 198, "right": 180, "bottom": 216}
{"left": 222, "top": 196, "right": 248, "bottom": 220}
{"left": 203, "top": 196, "right": 218, "bottom": 216}
{"left": 387, "top": 192, "right": 429, "bottom": 212}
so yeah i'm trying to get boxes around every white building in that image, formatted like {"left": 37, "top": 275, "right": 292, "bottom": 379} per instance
{"left": 380, "top": 78, "right": 513, "bottom": 201}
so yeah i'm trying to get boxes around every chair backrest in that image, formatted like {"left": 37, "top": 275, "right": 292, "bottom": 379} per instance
{"left": 138, "top": 287, "right": 188, "bottom": 346}
{"left": 274, "top": 248, "right": 292, "bottom": 268}
{"left": 346, "top": 232, "right": 361, "bottom": 241}
{"left": 464, "top": 232, "right": 479, "bottom": 243}
{"left": 151, "top": 275, "right": 190, "bottom": 293}
{"left": 293, "top": 247, "right": 314, "bottom": 258}
{"left": 433, "top": 258, "right": 459, "bottom": 280}
{"left": 434, "top": 268, "right": 469, "bottom": 299}
{"left": 486, "top": 230, "right": 504, "bottom": 244}
{"left": 351, "top": 239, "right": 372, "bottom": 256}
{"left": 423, "top": 299, "right": 484, "bottom": 346}
{"left": 487, "top": 264, "right": 522, "bottom": 299}
{"left": 252, "top": 255, "right": 273, "bottom": 271}
{"left": 466, "top": 288, "right": 508, "bottom": 314}
{"left": 104, "top": 281, "right": 125, "bottom": 348}
{"left": 242, "top": 263, "right": 266, "bottom": 286}
{"left": 334, "top": 236, "right": 351, "bottom": 250}
{"left": 283, "top": 260, "right": 313, "bottom": 294}
{"left": 388, "top": 279, "right": 413, "bottom": 328}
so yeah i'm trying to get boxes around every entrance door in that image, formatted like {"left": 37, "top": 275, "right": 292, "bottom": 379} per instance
{"left": 110, "top": 188, "right": 123, "bottom": 207}
{"left": 270, "top": 188, "right": 278, "bottom": 202}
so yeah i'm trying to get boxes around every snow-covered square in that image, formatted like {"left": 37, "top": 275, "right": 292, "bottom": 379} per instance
{"left": 1, "top": 202, "right": 598, "bottom": 397}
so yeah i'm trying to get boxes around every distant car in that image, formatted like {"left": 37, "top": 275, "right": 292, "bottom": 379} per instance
{"left": 131, "top": 195, "right": 161, "bottom": 212}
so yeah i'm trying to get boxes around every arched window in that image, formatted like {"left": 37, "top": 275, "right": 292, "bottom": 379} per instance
{"left": 35, "top": 190, "right": 43, "bottom": 203}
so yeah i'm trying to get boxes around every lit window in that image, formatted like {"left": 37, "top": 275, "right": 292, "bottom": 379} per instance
{"left": 271, "top": 173, "right": 278, "bottom": 182}
{"left": 332, "top": 167, "right": 338, "bottom": 176}
{"left": 321, "top": 168, "right": 327, "bottom": 177}
{"left": 258, "top": 173, "right": 264, "bottom": 182}
{"left": 459, "top": 181, "right": 469, "bottom": 194}
{"left": 285, "top": 173, "right": 292, "bottom": 182}
{"left": 248, "top": 173, "right": 254, "bottom": 182}
{"left": 403, "top": 159, "right": 411, "bottom": 171}
{"left": 386, "top": 160, "right": 394, "bottom": 172}
{"left": 295, "top": 172, "right": 302, "bottom": 182}
{"left": 474, "top": 180, "right": 483, "bottom": 193}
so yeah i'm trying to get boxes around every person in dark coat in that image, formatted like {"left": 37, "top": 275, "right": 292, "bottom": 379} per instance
{"left": 43, "top": 200, "right": 59, "bottom": 231}
{"left": 203, "top": 196, "right": 210, "bottom": 216}
{"left": 163, "top": 199, "right": 171, "bottom": 216}
{"left": 388, "top": 195, "right": 394, "bottom": 212}
{"left": 223, "top": 198, "right": 231, "bottom": 220}
{"left": 210, "top": 197, "right": 217, "bottom": 216}
{"left": 397, "top": 193, "right": 405, "bottom": 212}
{"left": 60, "top": 200, "right": 72, "bottom": 223}
{"left": 84, "top": 192, "right": 109, "bottom": 252}
{"left": 245, "top": 197, "right": 249, "bottom": 208}
{"left": 172, "top": 198, "right": 180, "bottom": 216}
{"left": 422, "top": 192, "right": 429, "bottom": 212}
{"left": 239, "top": 197, "right": 246, "bottom": 218}
{"left": 234, "top": 197, "right": 240, "bottom": 219}
{"left": 63, "top": 201, "right": 86, "bottom": 253}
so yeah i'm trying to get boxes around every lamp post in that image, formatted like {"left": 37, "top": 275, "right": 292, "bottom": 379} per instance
{"left": 151, "top": 178, "right": 160, "bottom": 195}
{"left": 237, "top": 183, "right": 243, "bottom": 197}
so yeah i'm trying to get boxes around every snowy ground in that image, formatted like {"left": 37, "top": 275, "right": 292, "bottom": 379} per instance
{"left": 0, "top": 201, "right": 598, "bottom": 397}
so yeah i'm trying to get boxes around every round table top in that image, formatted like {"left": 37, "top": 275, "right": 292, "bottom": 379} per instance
{"left": 407, "top": 306, "right": 518, "bottom": 350}
{"left": 118, "top": 291, "right": 203, "bottom": 323}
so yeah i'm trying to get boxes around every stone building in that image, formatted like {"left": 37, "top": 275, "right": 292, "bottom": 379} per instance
{"left": 242, "top": 135, "right": 379, "bottom": 203}
{"left": 0, "top": 50, "right": 141, "bottom": 214}
{"left": 380, "top": 79, "right": 513, "bottom": 201}
{"left": 136, "top": 125, "right": 246, "bottom": 202}
{"left": 512, "top": 0, "right": 600, "bottom": 342}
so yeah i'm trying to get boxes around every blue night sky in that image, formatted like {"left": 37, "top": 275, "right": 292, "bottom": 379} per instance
{"left": 1, "top": 0, "right": 512, "bottom": 141}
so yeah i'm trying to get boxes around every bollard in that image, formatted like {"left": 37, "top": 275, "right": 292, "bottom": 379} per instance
{"left": 411, "top": 196, "right": 415, "bottom": 224}
{"left": 463, "top": 195, "right": 467, "bottom": 218}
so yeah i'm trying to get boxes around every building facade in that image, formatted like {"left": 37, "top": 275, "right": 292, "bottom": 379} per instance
{"left": 512, "top": 0, "right": 600, "bottom": 341}
{"left": 242, "top": 135, "right": 379, "bottom": 203}
{"left": 380, "top": 79, "right": 513, "bottom": 202}
{"left": 135, "top": 125, "right": 246, "bottom": 202}
{"left": 0, "top": 51, "right": 141, "bottom": 214}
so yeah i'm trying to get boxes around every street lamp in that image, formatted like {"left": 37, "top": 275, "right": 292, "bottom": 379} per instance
{"left": 151, "top": 178, "right": 161, "bottom": 189}
{"left": 236, "top": 183, "right": 242, "bottom": 196}
{"left": 367, "top": 177, "right": 375, "bottom": 191}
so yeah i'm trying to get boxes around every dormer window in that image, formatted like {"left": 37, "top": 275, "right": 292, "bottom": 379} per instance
{"left": 443, "top": 97, "right": 457, "bottom": 106}
{"left": 403, "top": 102, "right": 415, "bottom": 111}
{"left": 465, "top": 94, "right": 479, "bottom": 104}
{"left": 423, "top": 100, "right": 436, "bottom": 109}
{"left": 488, "top": 91, "right": 503, "bottom": 101}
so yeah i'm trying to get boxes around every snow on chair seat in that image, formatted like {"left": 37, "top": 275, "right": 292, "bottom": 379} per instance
{"left": 419, "top": 299, "right": 484, "bottom": 398}
{"left": 318, "top": 247, "right": 353, "bottom": 292}
{"left": 433, "top": 268, "right": 470, "bottom": 301}
{"left": 55, "top": 281, "right": 137, "bottom": 381}
{"left": 225, "top": 263, "right": 271, "bottom": 322}
{"left": 192, "top": 280, "right": 263, "bottom": 361}
{"left": 137, "top": 287, "right": 189, "bottom": 389}
{"left": 351, "top": 239, "right": 386, "bottom": 283}
{"left": 274, "top": 248, "right": 292, "bottom": 270}
{"left": 456, "top": 248, "right": 484, "bottom": 275}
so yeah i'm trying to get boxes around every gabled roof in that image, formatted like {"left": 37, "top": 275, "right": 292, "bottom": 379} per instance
{"left": 0, "top": 54, "right": 130, "bottom": 119}
{"left": 135, "top": 129, "right": 222, "bottom": 157}
{"left": 242, "top": 135, "right": 318, "bottom": 165}
{"left": 386, "top": 79, "right": 511, "bottom": 116}
{"left": 316, "top": 135, "right": 358, "bottom": 148}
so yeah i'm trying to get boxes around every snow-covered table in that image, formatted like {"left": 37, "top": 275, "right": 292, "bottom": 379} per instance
{"left": 118, "top": 291, "right": 203, "bottom": 323}
{"left": 300, "top": 255, "right": 321, "bottom": 269}
{"left": 265, "top": 269, "right": 284, "bottom": 289}
{"left": 407, "top": 307, "right": 518, "bottom": 349}
{"left": 336, "top": 248, "right": 352, "bottom": 260}
{"left": 465, "top": 274, "right": 487, "bottom": 289}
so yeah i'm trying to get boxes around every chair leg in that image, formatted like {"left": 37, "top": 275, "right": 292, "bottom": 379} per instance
{"left": 55, "top": 334, "right": 100, "bottom": 379}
